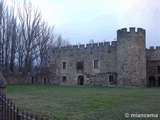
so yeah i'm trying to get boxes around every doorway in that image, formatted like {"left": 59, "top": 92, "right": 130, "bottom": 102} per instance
{"left": 31, "top": 77, "right": 34, "bottom": 84}
{"left": 158, "top": 76, "right": 160, "bottom": 86}
{"left": 44, "top": 78, "right": 47, "bottom": 84}
{"left": 148, "top": 76, "right": 156, "bottom": 86}
{"left": 78, "top": 76, "right": 84, "bottom": 85}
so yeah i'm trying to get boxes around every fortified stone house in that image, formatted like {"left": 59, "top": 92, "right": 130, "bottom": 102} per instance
{"left": 16, "top": 27, "right": 156, "bottom": 87}
{"left": 48, "top": 27, "right": 159, "bottom": 87}
{"left": 4, "top": 27, "right": 159, "bottom": 87}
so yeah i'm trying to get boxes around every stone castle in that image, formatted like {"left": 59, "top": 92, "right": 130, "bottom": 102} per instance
{"left": 49, "top": 27, "right": 159, "bottom": 87}
{"left": 5, "top": 27, "right": 160, "bottom": 87}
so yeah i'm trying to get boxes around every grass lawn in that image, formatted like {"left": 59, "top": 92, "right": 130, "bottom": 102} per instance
{"left": 6, "top": 85, "right": 160, "bottom": 120}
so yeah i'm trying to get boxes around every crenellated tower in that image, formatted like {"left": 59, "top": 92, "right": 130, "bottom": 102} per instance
{"left": 117, "top": 27, "right": 146, "bottom": 87}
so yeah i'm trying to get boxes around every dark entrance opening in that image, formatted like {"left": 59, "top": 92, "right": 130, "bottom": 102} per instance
{"left": 158, "top": 76, "right": 160, "bottom": 86}
{"left": 109, "top": 75, "right": 114, "bottom": 83}
{"left": 44, "top": 78, "right": 47, "bottom": 84}
{"left": 78, "top": 76, "right": 84, "bottom": 85}
{"left": 149, "top": 76, "right": 156, "bottom": 86}
{"left": 31, "top": 77, "right": 34, "bottom": 84}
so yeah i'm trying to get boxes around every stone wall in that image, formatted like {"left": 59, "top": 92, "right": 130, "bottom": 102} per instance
{"left": 4, "top": 73, "right": 31, "bottom": 84}
{"left": 50, "top": 27, "right": 149, "bottom": 87}
{"left": 4, "top": 72, "right": 57, "bottom": 85}
{"left": 116, "top": 28, "right": 146, "bottom": 87}
{"left": 4, "top": 27, "right": 157, "bottom": 87}
{"left": 147, "top": 49, "right": 160, "bottom": 61}
{"left": 51, "top": 41, "right": 117, "bottom": 86}
{"left": 147, "top": 61, "right": 160, "bottom": 81}
{"left": 146, "top": 49, "right": 160, "bottom": 86}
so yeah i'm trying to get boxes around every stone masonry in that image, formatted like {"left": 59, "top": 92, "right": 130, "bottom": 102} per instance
{"left": 4, "top": 27, "right": 160, "bottom": 87}
{"left": 51, "top": 40, "right": 117, "bottom": 86}
{"left": 51, "top": 27, "right": 147, "bottom": 87}
{"left": 117, "top": 28, "right": 146, "bottom": 87}
{"left": 146, "top": 48, "right": 160, "bottom": 86}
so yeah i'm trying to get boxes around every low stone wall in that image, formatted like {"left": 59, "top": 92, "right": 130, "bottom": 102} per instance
{"left": 4, "top": 73, "right": 31, "bottom": 85}
{"left": 4, "top": 73, "right": 57, "bottom": 85}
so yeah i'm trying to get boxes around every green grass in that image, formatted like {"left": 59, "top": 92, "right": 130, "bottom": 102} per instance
{"left": 6, "top": 85, "right": 160, "bottom": 120}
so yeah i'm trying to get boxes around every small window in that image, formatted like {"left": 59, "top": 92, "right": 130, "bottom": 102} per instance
{"left": 158, "top": 66, "right": 160, "bottom": 73}
{"left": 63, "top": 62, "right": 66, "bottom": 69}
{"left": 94, "top": 60, "right": 99, "bottom": 68}
{"left": 109, "top": 75, "right": 114, "bottom": 83}
{"left": 62, "top": 76, "right": 67, "bottom": 82}
{"left": 76, "top": 62, "right": 84, "bottom": 70}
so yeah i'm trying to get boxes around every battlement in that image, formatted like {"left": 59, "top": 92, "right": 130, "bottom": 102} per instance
{"left": 117, "top": 27, "right": 145, "bottom": 37}
{"left": 54, "top": 41, "right": 117, "bottom": 53}
{"left": 148, "top": 46, "right": 160, "bottom": 51}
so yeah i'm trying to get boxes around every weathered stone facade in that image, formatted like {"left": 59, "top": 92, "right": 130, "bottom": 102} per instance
{"left": 4, "top": 27, "right": 160, "bottom": 87}
{"left": 117, "top": 28, "right": 146, "bottom": 87}
{"left": 50, "top": 27, "right": 148, "bottom": 87}
{"left": 146, "top": 48, "right": 160, "bottom": 86}
{"left": 51, "top": 41, "right": 117, "bottom": 86}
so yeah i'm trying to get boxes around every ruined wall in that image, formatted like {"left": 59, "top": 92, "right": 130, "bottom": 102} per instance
{"left": 33, "top": 73, "right": 57, "bottom": 85}
{"left": 4, "top": 73, "right": 31, "bottom": 84}
{"left": 4, "top": 72, "right": 56, "bottom": 85}
{"left": 51, "top": 42, "right": 117, "bottom": 86}
{"left": 117, "top": 27, "right": 146, "bottom": 87}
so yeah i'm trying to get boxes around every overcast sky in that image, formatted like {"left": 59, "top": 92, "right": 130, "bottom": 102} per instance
{"left": 8, "top": 0, "right": 160, "bottom": 48}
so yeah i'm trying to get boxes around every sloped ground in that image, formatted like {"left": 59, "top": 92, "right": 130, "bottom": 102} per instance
{"left": 7, "top": 85, "right": 160, "bottom": 120}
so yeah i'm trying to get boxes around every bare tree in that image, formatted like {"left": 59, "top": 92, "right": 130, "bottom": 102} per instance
{"left": 0, "top": 0, "right": 70, "bottom": 75}
{"left": 4, "top": 7, "right": 11, "bottom": 72}
{"left": 35, "top": 23, "right": 54, "bottom": 68}
{"left": 16, "top": 25, "right": 25, "bottom": 72}
{"left": 0, "top": 1, "right": 18, "bottom": 73}
{"left": 54, "top": 34, "right": 70, "bottom": 48}
{"left": 17, "top": 0, "right": 43, "bottom": 73}
{"left": 9, "top": 16, "right": 17, "bottom": 72}
{"left": 0, "top": 0, "right": 4, "bottom": 71}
